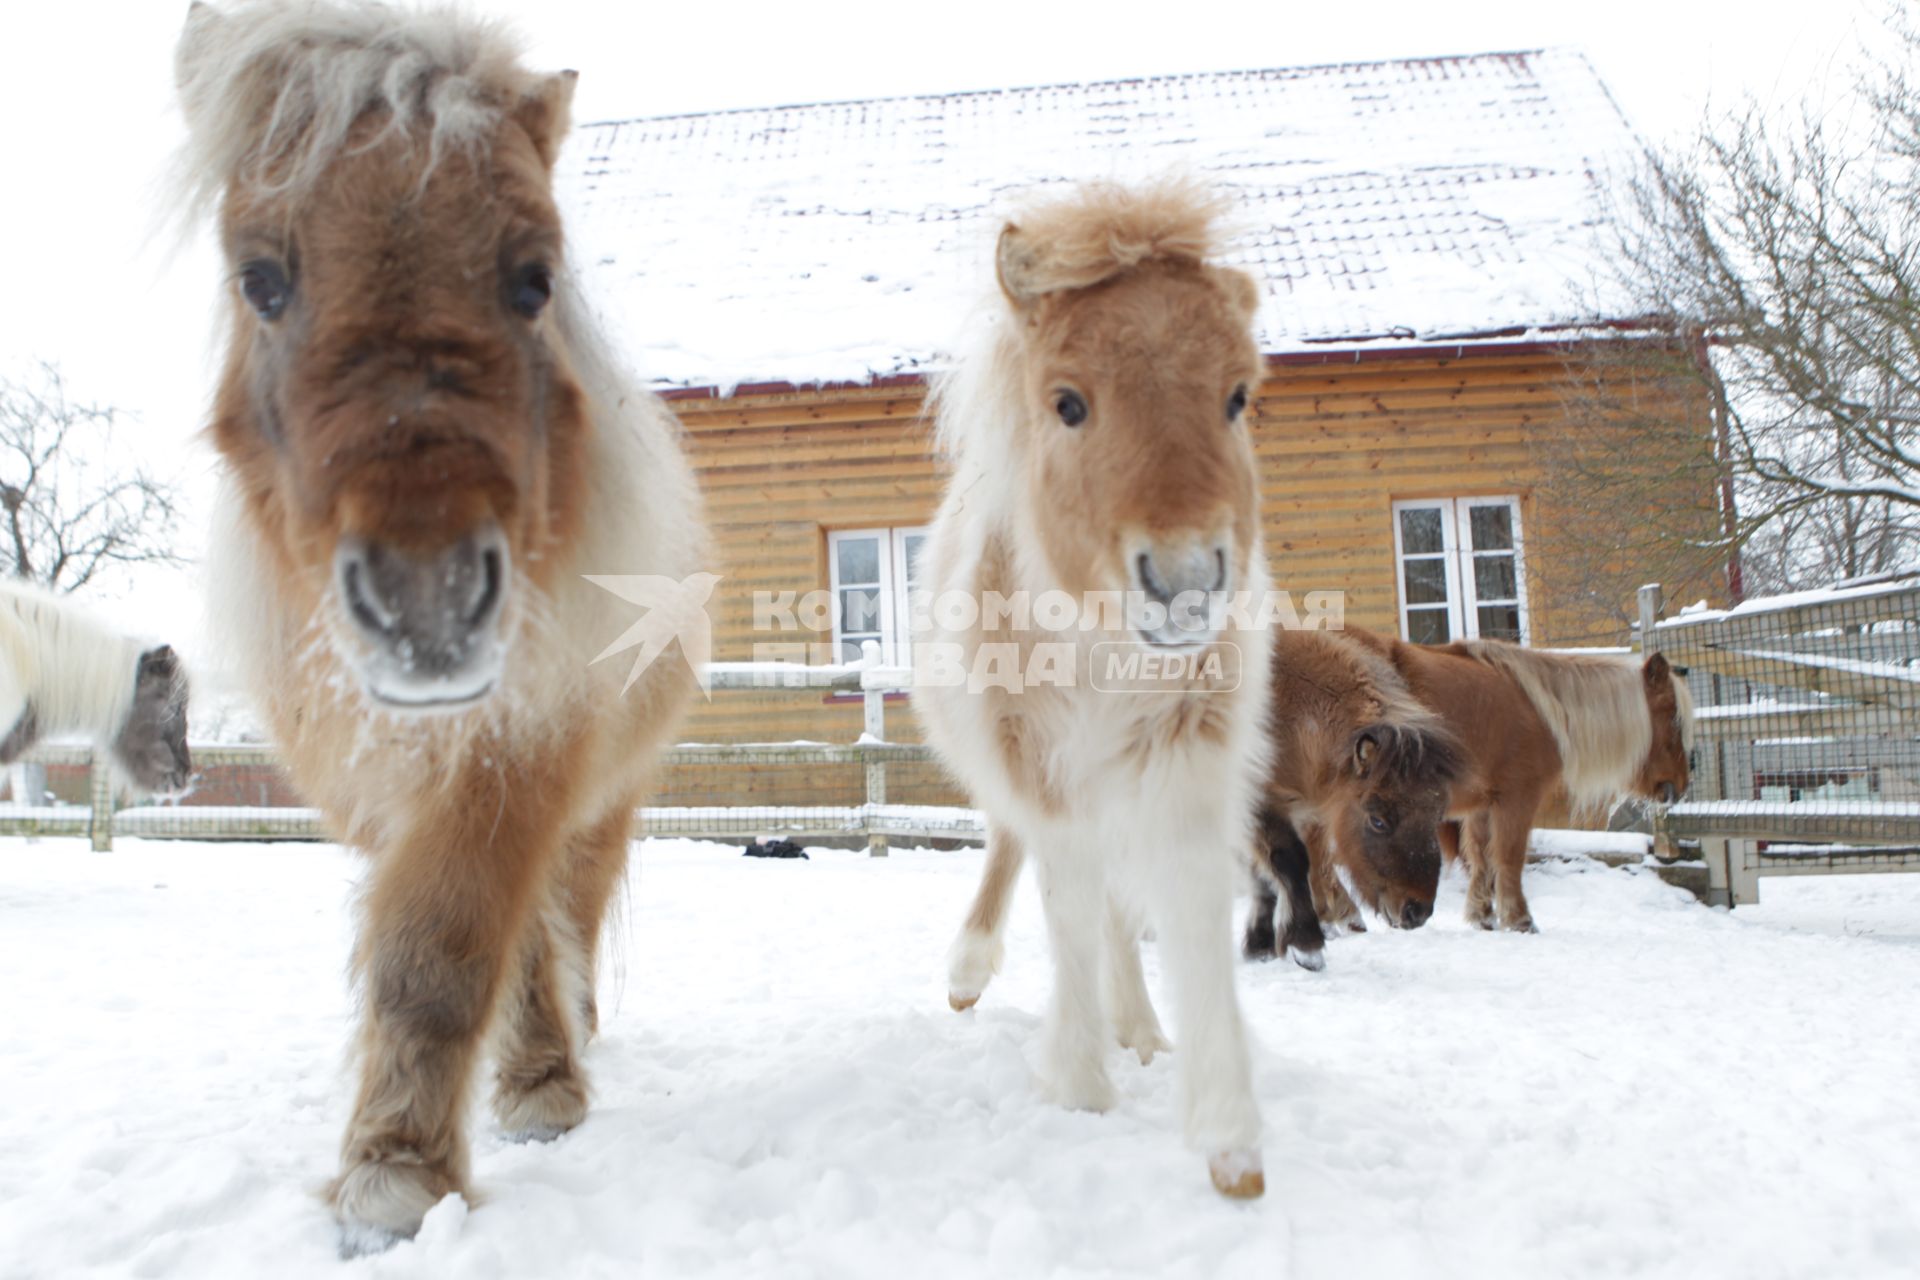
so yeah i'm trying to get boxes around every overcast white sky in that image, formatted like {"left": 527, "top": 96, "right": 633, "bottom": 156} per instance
{"left": 0, "top": 0, "right": 1889, "bottom": 638}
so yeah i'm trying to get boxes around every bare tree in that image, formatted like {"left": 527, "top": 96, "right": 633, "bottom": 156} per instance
{"left": 0, "top": 363, "right": 184, "bottom": 592}
{"left": 1546, "top": 7, "right": 1920, "bottom": 608}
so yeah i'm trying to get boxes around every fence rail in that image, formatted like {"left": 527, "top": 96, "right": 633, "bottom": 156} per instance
{"left": 0, "top": 645, "right": 984, "bottom": 855}
{"left": 1644, "top": 574, "right": 1920, "bottom": 905}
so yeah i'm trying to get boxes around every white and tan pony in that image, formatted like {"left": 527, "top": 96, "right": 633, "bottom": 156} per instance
{"left": 915, "top": 179, "right": 1275, "bottom": 1197}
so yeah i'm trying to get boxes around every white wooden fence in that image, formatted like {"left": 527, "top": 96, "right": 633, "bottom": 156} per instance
{"left": 0, "top": 644, "right": 986, "bottom": 855}
{"left": 1644, "top": 573, "right": 1920, "bottom": 906}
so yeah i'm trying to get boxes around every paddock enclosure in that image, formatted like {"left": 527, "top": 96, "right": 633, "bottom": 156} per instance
{"left": 2, "top": 838, "right": 1916, "bottom": 1277}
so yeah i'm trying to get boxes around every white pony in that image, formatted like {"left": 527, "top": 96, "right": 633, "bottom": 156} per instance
{"left": 915, "top": 179, "right": 1276, "bottom": 1197}
{"left": 0, "top": 578, "right": 191, "bottom": 795}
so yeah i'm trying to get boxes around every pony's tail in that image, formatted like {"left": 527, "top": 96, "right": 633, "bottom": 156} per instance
{"left": 1461, "top": 642, "right": 1651, "bottom": 813}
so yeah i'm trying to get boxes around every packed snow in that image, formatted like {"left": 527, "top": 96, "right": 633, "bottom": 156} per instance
{"left": 2, "top": 838, "right": 1917, "bottom": 1279}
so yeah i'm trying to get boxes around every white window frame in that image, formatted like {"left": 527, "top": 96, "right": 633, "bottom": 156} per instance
{"left": 1390, "top": 496, "right": 1529, "bottom": 645}
{"left": 826, "top": 525, "right": 928, "bottom": 666}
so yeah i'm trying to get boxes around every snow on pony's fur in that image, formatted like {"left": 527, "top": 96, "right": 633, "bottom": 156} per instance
{"left": 918, "top": 176, "right": 1274, "bottom": 1199}
{"left": 0, "top": 579, "right": 191, "bottom": 796}
{"left": 173, "top": 1, "right": 707, "bottom": 1253}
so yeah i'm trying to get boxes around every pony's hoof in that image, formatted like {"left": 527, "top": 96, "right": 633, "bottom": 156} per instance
{"left": 1242, "top": 938, "right": 1278, "bottom": 962}
{"left": 1116, "top": 1022, "right": 1172, "bottom": 1066}
{"left": 1208, "top": 1150, "right": 1265, "bottom": 1200}
{"left": 1503, "top": 918, "right": 1539, "bottom": 935}
{"left": 331, "top": 1152, "right": 452, "bottom": 1253}
{"left": 494, "top": 1068, "right": 589, "bottom": 1139}
{"left": 1287, "top": 944, "right": 1326, "bottom": 972}
{"left": 1043, "top": 1065, "right": 1118, "bottom": 1113}
{"left": 946, "top": 930, "right": 1002, "bottom": 1014}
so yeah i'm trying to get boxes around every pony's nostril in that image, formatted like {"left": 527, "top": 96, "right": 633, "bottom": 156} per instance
{"left": 1660, "top": 782, "right": 1678, "bottom": 805}
{"left": 1212, "top": 546, "right": 1228, "bottom": 592}
{"left": 465, "top": 544, "right": 504, "bottom": 626}
{"left": 340, "top": 553, "right": 398, "bottom": 636}
{"left": 1137, "top": 552, "right": 1172, "bottom": 605}
{"left": 1402, "top": 900, "right": 1432, "bottom": 929}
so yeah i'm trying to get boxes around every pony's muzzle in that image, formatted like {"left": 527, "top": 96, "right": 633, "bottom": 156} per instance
{"left": 1130, "top": 539, "right": 1231, "bottom": 647}
{"left": 334, "top": 524, "right": 509, "bottom": 709}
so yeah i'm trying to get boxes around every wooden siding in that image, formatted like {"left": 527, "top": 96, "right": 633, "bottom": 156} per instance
{"left": 655, "top": 348, "right": 1717, "bottom": 808}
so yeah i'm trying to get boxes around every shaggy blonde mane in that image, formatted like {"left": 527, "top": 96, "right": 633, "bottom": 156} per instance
{"left": 1462, "top": 643, "right": 1685, "bottom": 812}
{"left": 171, "top": 0, "right": 541, "bottom": 223}
{"left": 993, "top": 177, "right": 1233, "bottom": 303}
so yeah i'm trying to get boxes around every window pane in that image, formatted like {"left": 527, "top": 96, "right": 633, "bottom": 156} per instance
{"left": 1402, "top": 557, "right": 1449, "bottom": 606}
{"left": 1399, "top": 507, "right": 1445, "bottom": 555}
{"left": 1407, "top": 607, "right": 1451, "bottom": 644}
{"left": 1473, "top": 554, "right": 1517, "bottom": 602}
{"left": 1477, "top": 604, "right": 1523, "bottom": 642}
{"left": 902, "top": 534, "right": 927, "bottom": 586}
{"left": 1468, "top": 504, "right": 1514, "bottom": 551}
{"left": 838, "top": 638, "right": 870, "bottom": 663}
{"left": 840, "top": 587, "right": 883, "bottom": 633}
{"left": 836, "top": 536, "right": 881, "bottom": 584}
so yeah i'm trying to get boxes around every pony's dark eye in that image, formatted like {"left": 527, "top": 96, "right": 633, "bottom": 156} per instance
{"left": 508, "top": 263, "right": 554, "bottom": 319}
{"left": 1367, "top": 814, "right": 1389, "bottom": 835}
{"left": 1226, "top": 384, "right": 1249, "bottom": 421}
{"left": 238, "top": 260, "right": 290, "bottom": 321}
{"left": 1054, "top": 389, "right": 1088, "bottom": 427}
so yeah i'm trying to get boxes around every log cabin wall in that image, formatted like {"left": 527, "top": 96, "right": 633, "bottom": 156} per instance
{"left": 653, "top": 344, "right": 1721, "bottom": 810}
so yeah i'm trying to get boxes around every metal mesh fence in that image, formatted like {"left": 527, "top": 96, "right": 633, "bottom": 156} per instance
{"left": 1648, "top": 571, "right": 1920, "bottom": 899}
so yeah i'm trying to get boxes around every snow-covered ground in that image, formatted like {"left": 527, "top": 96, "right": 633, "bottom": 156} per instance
{"left": 1, "top": 839, "right": 1916, "bottom": 1280}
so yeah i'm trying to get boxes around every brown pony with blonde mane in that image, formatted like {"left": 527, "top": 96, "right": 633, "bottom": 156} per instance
{"left": 918, "top": 178, "right": 1274, "bottom": 1198}
{"left": 174, "top": 2, "right": 707, "bottom": 1251}
{"left": 1335, "top": 629, "right": 1693, "bottom": 932}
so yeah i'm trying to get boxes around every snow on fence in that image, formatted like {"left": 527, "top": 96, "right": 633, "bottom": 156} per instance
{"left": 1643, "top": 572, "right": 1920, "bottom": 905}
{"left": 0, "top": 643, "right": 985, "bottom": 856}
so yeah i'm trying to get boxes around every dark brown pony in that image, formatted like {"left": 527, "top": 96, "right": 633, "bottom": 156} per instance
{"left": 1338, "top": 629, "right": 1693, "bottom": 932}
{"left": 175, "top": 3, "right": 707, "bottom": 1251}
{"left": 1241, "top": 626, "right": 1463, "bottom": 965}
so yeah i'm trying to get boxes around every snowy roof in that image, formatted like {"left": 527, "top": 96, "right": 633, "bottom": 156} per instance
{"left": 558, "top": 49, "right": 1645, "bottom": 392}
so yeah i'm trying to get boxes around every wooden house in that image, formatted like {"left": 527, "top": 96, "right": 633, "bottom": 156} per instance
{"left": 558, "top": 50, "right": 1724, "bottom": 808}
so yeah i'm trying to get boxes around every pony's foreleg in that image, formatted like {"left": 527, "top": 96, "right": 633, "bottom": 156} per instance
{"left": 1265, "top": 815, "right": 1326, "bottom": 971}
{"left": 551, "top": 800, "right": 636, "bottom": 1040}
{"left": 491, "top": 800, "right": 635, "bottom": 1138}
{"left": 1460, "top": 810, "right": 1497, "bottom": 930}
{"left": 1149, "top": 827, "right": 1264, "bottom": 1199}
{"left": 1106, "top": 900, "right": 1170, "bottom": 1064}
{"left": 1032, "top": 841, "right": 1116, "bottom": 1113}
{"left": 1306, "top": 827, "right": 1365, "bottom": 935}
{"left": 332, "top": 793, "right": 562, "bottom": 1252}
{"left": 948, "top": 823, "right": 1024, "bottom": 1011}
{"left": 1241, "top": 868, "right": 1280, "bottom": 961}
{"left": 1487, "top": 804, "right": 1539, "bottom": 933}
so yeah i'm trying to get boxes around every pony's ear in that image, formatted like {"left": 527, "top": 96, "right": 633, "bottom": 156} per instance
{"left": 1214, "top": 265, "right": 1261, "bottom": 321}
{"left": 175, "top": 2, "right": 226, "bottom": 96}
{"left": 1643, "top": 651, "right": 1672, "bottom": 687}
{"left": 996, "top": 222, "right": 1043, "bottom": 311}
{"left": 514, "top": 70, "right": 578, "bottom": 171}
{"left": 138, "top": 645, "right": 180, "bottom": 681}
{"left": 1352, "top": 728, "right": 1380, "bottom": 777}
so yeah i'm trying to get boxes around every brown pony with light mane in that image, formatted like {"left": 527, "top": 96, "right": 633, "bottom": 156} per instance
{"left": 174, "top": 2, "right": 707, "bottom": 1251}
{"left": 1332, "top": 629, "right": 1694, "bottom": 932}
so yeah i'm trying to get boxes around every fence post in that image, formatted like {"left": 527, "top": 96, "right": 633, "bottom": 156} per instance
{"left": 88, "top": 751, "right": 114, "bottom": 852}
{"left": 1637, "top": 582, "right": 1664, "bottom": 653}
{"left": 861, "top": 640, "right": 888, "bottom": 858}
